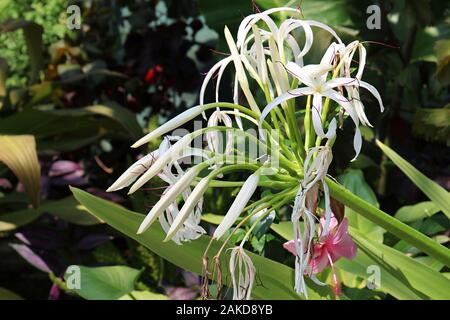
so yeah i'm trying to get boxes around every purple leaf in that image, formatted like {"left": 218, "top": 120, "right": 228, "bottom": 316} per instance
{"left": 165, "top": 287, "right": 198, "bottom": 300}
{"left": 76, "top": 234, "right": 112, "bottom": 251}
{"left": 49, "top": 161, "right": 82, "bottom": 177}
{"left": 15, "top": 229, "right": 66, "bottom": 250}
{"left": 0, "top": 178, "right": 12, "bottom": 189}
{"left": 10, "top": 244, "right": 51, "bottom": 273}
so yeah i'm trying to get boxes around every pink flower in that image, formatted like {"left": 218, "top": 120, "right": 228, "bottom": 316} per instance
{"left": 283, "top": 215, "right": 356, "bottom": 296}
{"left": 283, "top": 216, "right": 357, "bottom": 273}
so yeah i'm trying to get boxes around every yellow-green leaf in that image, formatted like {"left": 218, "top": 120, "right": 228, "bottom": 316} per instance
{"left": 376, "top": 140, "right": 450, "bottom": 219}
{"left": 0, "top": 135, "right": 40, "bottom": 207}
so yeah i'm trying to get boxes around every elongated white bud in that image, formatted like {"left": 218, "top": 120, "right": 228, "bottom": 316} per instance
{"left": 106, "top": 150, "right": 158, "bottom": 192}
{"left": 213, "top": 170, "right": 260, "bottom": 239}
{"left": 131, "top": 105, "right": 204, "bottom": 148}
{"left": 128, "top": 135, "right": 192, "bottom": 194}
{"left": 137, "top": 166, "right": 201, "bottom": 234}
{"left": 163, "top": 177, "right": 209, "bottom": 241}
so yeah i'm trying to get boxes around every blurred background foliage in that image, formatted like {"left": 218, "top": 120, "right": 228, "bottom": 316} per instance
{"left": 0, "top": 0, "right": 448, "bottom": 300}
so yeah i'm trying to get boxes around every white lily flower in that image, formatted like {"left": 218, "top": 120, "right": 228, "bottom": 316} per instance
{"left": 106, "top": 151, "right": 158, "bottom": 192}
{"left": 129, "top": 134, "right": 193, "bottom": 194}
{"left": 131, "top": 105, "right": 205, "bottom": 148}
{"left": 224, "top": 26, "right": 260, "bottom": 115}
{"left": 163, "top": 177, "right": 209, "bottom": 241}
{"left": 213, "top": 170, "right": 261, "bottom": 239}
{"left": 137, "top": 165, "right": 202, "bottom": 234}
{"left": 291, "top": 146, "right": 333, "bottom": 297}
{"left": 107, "top": 136, "right": 179, "bottom": 192}
{"left": 206, "top": 109, "right": 234, "bottom": 155}
{"left": 229, "top": 246, "right": 256, "bottom": 300}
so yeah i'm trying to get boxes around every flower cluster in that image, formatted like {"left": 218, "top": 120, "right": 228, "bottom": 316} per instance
{"left": 108, "top": 7, "right": 384, "bottom": 299}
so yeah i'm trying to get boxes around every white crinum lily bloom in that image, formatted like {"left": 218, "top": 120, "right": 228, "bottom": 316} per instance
{"left": 158, "top": 169, "right": 206, "bottom": 245}
{"left": 213, "top": 170, "right": 261, "bottom": 239}
{"left": 229, "top": 246, "right": 256, "bottom": 300}
{"left": 137, "top": 164, "right": 204, "bottom": 234}
{"left": 107, "top": 136, "right": 178, "bottom": 192}
{"left": 206, "top": 109, "right": 234, "bottom": 156}
{"left": 291, "top": 146, "right": 333, "bottom": 297}
{"left": 261, "top": 60, "right": 383, "bottom": 159}
{"left": 163, "top": 177, "right": 210, "bottom": 242}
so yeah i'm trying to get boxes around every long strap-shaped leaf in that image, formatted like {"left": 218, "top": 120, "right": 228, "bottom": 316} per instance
{"left": 70, "top": 187, "right": 336, "bottom": 300}
{"left": 376, "top": 140, "right": 450, "bottom": 219}
{"left": 0, "top": 135, "right": 41, "bottom": 208}
{"left": 327, "top": 179, "right": 450, "bottom": 267}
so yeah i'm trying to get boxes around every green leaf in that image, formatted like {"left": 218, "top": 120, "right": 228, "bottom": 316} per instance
{"left": 52, "top": 102, "right": 143, "bottom": 140}
{"left": 337, "top": 169, "right": 385, "bottom": 243}
{"left": 0, "top": 106, "right": 138, "bottom": 151}
{"left": 70, "top": 187, "right": 336, "bottom": 300}
{"left": 0, "top": 135, "right": 41, "bottom": 207}
{"left": 412, "top": 106, "right": 450, "bottom": 146}
{"left": 118, "top": 291, "right": 168, "bottom": 300}
{"left": 0, "top": 196, "right": 101, "bottom": 231}
{"left": 0, "top": 207, "right": 41, "bottom": 231}
{"left": 64, "top": 265, "right": 142, "bottom": 300}
{"left": 376, "top": 140, "right": 450, "bottom": 219}
{"left": 351, "top": 228, "right": 450, "bottom": 300}
{"left": 0, "top": 287, "right": 23, "bottom": 300}
{"left": 40, "top": 196, "right": 102, "bottom": 226}
{"left": 395, "top": 201, "right": 440, "bottom": 223}
{"left": 256, "top": 0, "right": 355, "bottom": 27}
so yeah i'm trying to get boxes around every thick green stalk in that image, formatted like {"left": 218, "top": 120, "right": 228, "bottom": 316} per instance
{"left": 327, "top": 178, "right": 450, "bottom": 267}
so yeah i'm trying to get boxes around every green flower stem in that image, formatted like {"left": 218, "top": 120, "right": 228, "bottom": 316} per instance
{"left": 241, "top": 189, "right": 297, "bottom": 245}
{"left": 195, "top": 126, "right": 297, "bottom": 176}
{"left": 215, "top": 187, "right": 297, "bottom": 257}
{"left": 304, "top": 95, "right": 313, "bottom": 150}
{"left": 327, "top": 178, "right": 450, "bottom": 267}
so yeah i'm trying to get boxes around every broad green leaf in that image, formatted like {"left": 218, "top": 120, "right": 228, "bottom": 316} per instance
{"left": 415, "top": 257, "right": 444, "bottom": 272}
{"left": 350, "top": 228, "right": 450, "bottom": 300}
{"left": 256, "top": 0, "right": 355, "bottom": 27}
{"left": 40, "top": 197, "right": 102, "bottom": 226}
{"left": 0, "top": 135, "right": 40, "bottom": 207}
{"left": 395, "top": 201, "right": 440, "bottom": 223}
{"left": 435, "top": 40, "right": 450, "bottom": 86}
{"left": 0, "top": 107, "right": 136, "bottom": 151}
{"left": 52, "top": 102, "right": 143, "bottom": 140}
{"left": 118, "top": 291, "right": 168, "bottom": 300}
{"left": 412, "top": 106, "right": 450, "bottom": 146}
{"left": 70, "top": 187, "right": 336, "bottom": 300}
{"left": 337, "top": 169, "right": 385, "bottom": 243}
{"left": 0, "top": 207, "right": 41, "bottom": 231}
{"left": 64, "top": 265, "right": 142, "bottom": 300}
{"left": 0, "top": 196, "right": 101, "bottom": 231}
{"left": 0, "top": 287, "right": 23, "bottom": 300}
{"left": 376, "top": 140, "right": 450, "bottom": 219}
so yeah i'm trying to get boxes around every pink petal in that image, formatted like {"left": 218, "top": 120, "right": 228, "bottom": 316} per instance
{"left": 282, "top": 240, "right": 297, "bottom": 256}
{"left": 310, "top": 245, "right": 329, "bottom": 274}
{"left": 330, "top": 234, "right": 357, "bottom": 261}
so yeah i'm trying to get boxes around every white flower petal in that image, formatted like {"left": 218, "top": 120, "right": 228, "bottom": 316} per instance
{"left": 137, "top": 166, "right": 200, "bottom": 234}
{"left": 213, "top": 171, "right": 260, "bottom": 239}
{"left": 131, "top": 106, "right": 204, "bottom": 148}
{"left": 164, "top": 177, "right": 209, "bottom": 241}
